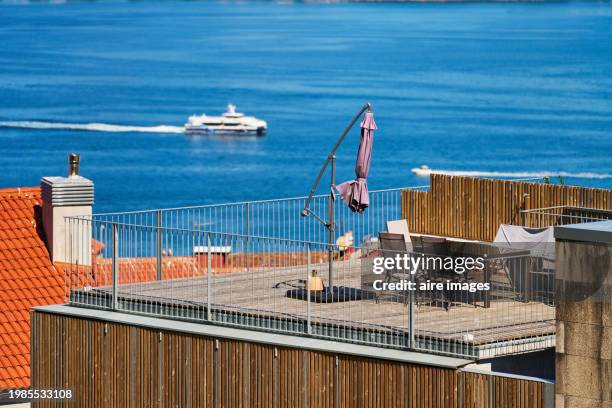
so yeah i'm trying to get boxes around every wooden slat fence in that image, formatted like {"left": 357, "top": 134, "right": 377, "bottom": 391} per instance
{"left": 402, "top": 174, "right": 612, "bottom": 241}
{"left": 31, "top": 311, "right": 553, "bottom": 408}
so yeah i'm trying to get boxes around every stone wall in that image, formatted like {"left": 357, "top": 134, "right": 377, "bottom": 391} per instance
{"left": 555, "top": 238, "right": 612, "bottom": 407}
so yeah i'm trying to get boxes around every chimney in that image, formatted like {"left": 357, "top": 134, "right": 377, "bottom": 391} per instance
{"left": 41, "top": 153, "right": 94, "bottom": 265}
{"left": 68, "top": 153, "right": 80, "bottom": 177}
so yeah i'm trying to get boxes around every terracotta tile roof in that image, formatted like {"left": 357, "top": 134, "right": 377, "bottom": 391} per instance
{"left": 0, "top": 186, "right": 64, "bottom": 389}
{"left": 79, "top": 257, "right": 203, "bottom": 286}
{"left": 67, "top": 251, "right": 329, "bottom": 288}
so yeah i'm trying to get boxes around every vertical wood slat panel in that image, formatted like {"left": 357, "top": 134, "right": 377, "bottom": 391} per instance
{"left": 31, "top": 312, "right": 552, "bottom": 408}
{"left": 403, "top": 174, "right": 612, "bottom": 241}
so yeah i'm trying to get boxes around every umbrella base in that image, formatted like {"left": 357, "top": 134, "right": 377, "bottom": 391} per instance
{"left": 286, "top": 286, "right": 376, "bottom": 303}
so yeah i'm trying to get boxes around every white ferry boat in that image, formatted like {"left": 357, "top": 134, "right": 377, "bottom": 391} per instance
{"left": 184, "top": 104, "right": 267, "bottom": 135}
{"left": 411, "top": 165, "right": 432, "bottom": 176}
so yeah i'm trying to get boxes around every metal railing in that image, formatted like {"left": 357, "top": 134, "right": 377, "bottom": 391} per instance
{"left": 65, "top": 200, "right": 556, "bottom": 359}
{"left": 88, "top": 187, "right": 426, "bottom": 249}
{"left": 521, "top": 205, "right": 612, "bottom": 228}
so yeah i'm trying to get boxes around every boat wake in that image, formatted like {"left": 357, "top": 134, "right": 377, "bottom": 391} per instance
{"left": 0, "top": 120, "right": 185, "bottom": 134}
{"left": 422, "top": 169, "right": 612, "bottom": 180}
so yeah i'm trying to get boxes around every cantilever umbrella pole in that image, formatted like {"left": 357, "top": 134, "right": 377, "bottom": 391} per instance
{"left": 301, "top": 102, "right": 372, "bottom": 218}
{"left": 301, "top": 102, "right": 372, "bottom": 293}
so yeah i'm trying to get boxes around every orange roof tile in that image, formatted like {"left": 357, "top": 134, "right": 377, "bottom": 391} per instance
{"left": 65, "top": 256, "right": 203, "bottom": 287}
{"left": 0, "top": 186, "right": 63, "bottom": 390}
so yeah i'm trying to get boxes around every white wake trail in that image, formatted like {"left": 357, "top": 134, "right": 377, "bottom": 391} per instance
{"left": 426, "top": 170, "right": 612, "bottom": 180}
{"left": 0, "top": 120, "right": 185, "bottom": 134}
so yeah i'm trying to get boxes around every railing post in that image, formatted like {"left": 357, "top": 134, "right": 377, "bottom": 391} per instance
{"left": 328, "top": 155, "right": 335, "bottom": 294}
{"left": 485, "top": 260, "right": 491, "bottom": 308}
{"left": 207, "top": 233, "right": 212, "bottom": 321}
{"left": 111, "top": 222, "right": 118, "bottom": 311}
{"left": 409, "top": 268, "right": 415, "bottom": 350}
{"left": 156, "top": 210, "right": 162, "bottom": 281}
{"left": 245, "top": 203, "right": 250, "bottom": 275}
{"left": 66, "top": 217, "right": 73, "bottom": 303}
{"left": 306, "top": 245, "right": 311, "bottom": 334}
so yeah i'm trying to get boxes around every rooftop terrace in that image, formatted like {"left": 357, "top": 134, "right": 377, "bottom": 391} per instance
{"left": 62, "top": 175, "right": 612, "bottom": 360}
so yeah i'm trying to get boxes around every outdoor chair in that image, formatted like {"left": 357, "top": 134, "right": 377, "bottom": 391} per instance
{"left": 378, "top": 232, "right": 415, "bottom": 304}
{"left": 386, "top": 219, "right": 413, "bottom": 252}
{"left": 528, "top": 256, "right": 555, "bottom": 304}
{"left": 449, "top": 241, "right": 503, "bottom": 308}
{"left": 417, "top": 236, "right": 454, "bottom": 309}
{"left": 416, "top": 237, "right": 491, "bottom": 310}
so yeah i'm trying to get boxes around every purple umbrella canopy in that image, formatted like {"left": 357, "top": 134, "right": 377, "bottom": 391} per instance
{"left": 335, "top": 111, "right": 377, "bottom": 213}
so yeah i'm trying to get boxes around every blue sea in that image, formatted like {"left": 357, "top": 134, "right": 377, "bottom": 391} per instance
{"left": 0, "top": 1, "right": 611, "bottom": 213}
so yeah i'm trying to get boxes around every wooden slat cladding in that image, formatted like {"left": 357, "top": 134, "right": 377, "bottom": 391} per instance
{"left": 31, "top": 311, "right": 550, "bottom": 408}
{"left": 402, "top": 174, "right": 612, "bottom": 242}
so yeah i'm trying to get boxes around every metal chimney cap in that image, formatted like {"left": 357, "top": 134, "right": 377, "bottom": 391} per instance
{"left": 68, "top": 153, "right": 80, "bottom": 178}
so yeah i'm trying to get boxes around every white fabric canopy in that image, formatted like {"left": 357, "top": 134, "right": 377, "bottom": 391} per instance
{"left": 493, "top": 224, "right": 554, "bottom": 259}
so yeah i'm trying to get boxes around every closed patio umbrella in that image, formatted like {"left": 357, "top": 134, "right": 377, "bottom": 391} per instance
{"left": 301, "top": 102, "right": 375, "bottom": 293}
{"left": 336, "top": 111, "right": 377, "bottom": 213}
